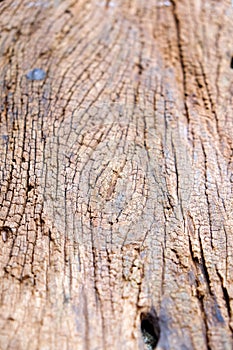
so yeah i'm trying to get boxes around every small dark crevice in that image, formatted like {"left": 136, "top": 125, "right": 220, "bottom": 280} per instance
{"left": 222, "top": 285, "right": 231, "bottom": 318}
{"left": 230, "top": 57, "right": 233, "bottom": 69}
{"left": 136, "top": 62, "right": 144, "bottom": 75}
{"left": 188, "top": 236, "right": 200, "bottom": 266}
{"left": 64, "top": 9, "right": 72, "bottom": 15}
{"left": 141, "top": 307, "right": 160, "bottom": 349}
{"left": 216, "top": 269, "right": 231, "bottom": 319}
{"left": 198, "top": 233, "right": 213, "bottom": 296}
{"left": 27, "top": 184, "right": 34, "bottom": 192}
{"left": 196, "top": 292, "right": 212, "bottom": 350}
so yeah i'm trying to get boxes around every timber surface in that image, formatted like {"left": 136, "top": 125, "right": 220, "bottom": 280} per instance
{"left": 0, "top": 1, "right": 233, "bottom": 349}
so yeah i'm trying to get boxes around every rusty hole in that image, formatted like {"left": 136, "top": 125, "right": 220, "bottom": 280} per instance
{"left": 230, "top": 57, "right": 233, "bottom": 69}
{"left": 141, "top": 307, "right": 160, "bottom": 349}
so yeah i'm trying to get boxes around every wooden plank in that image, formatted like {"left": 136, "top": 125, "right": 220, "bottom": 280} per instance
{"left": 0, "top": 0, "right": 233, "bottom": 349}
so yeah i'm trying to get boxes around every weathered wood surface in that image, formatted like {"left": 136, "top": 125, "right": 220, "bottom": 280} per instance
{"left": 0, "top": 1, "right": 233, "bottom": 349}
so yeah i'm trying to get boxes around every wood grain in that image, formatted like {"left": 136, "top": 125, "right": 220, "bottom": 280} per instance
{"left": 0, "top": 0, "right": 233, "bottom": 349}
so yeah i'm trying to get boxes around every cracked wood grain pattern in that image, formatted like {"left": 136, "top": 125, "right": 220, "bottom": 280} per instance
{"left": 0, "top": 0, "right": 233, "bottom": 349}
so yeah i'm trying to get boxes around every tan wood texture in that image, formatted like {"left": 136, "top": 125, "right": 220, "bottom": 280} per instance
{"left": 0, "top": 1, "right": 233, "bottom": 349}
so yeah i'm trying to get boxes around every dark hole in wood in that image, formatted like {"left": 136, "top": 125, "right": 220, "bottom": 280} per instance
{"left": 231, "top": 57, "right": 233, "bottom": 69}
{"left": 28, "top": 184, "right": 34, "bottom": 192}
{"left": 1, "top": 226, "right": 13, "bottom": 242}
{"left": 141, "top": 307, "right": 160, "bottom": 349}
{"left": 136, "top": 62, "right": 143, "bottom": 75}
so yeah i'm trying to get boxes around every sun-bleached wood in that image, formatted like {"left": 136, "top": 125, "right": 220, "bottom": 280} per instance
{"left": 0, "top": 1, "right": 233, "bottom": 349}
